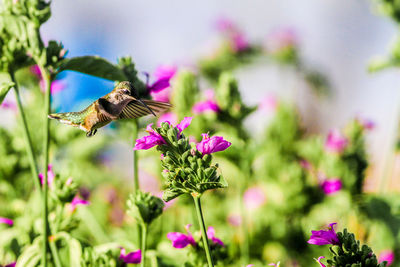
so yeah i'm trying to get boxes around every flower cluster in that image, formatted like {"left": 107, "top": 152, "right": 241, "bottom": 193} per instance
{"left": 133, "top": 117, "right": 231, "bottom": 201}
{"left": 167, "top": 224, "right": 224, "bottom": 249}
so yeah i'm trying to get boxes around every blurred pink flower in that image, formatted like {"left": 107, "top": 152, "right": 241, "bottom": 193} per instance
{"left": 157, "top": 112, "right": 178, "bottom": 127}
{"left": 147, "top": 65, "right": 176, "bottom": 93}
{"left": 196, "top": 133, "right": 231, "bottom": 155}
{"left": 357, "top": 117, "right": 375, "bottom": 130}
{"left": 40, "top": 80, "right": 66, "bottom": 94}
{"left": 176, "top": 117, "right": 192, "bottom": 133}
{"left": 207, "top": 226, "right": 224, "bottom": 246}
{"left": 320, "top": 178, "right": 342, "bottom": 195}
{"left": 1, "top": 100, "right": 17, "bottom": 112}
{"left": 120, "top": 248, "right": 141, "bottom": 264}
{"left": 325, "top": 130, "right": 348, "bottom": 154}
{"left": 227, "top": 213, "right": 242, "bottom": 227}
{"left": 214, "top": 17, "right": 250, "bottom": 52}
{"left": 38, "top": 164, "right": 55, "bottom": 188}
{"left": 259, "top": 94, "right": 278, "bottom": 112}
{"left": 0, "top": 217, "right": 13, "bottom": 226}
{"left": 192, "top": 100, "right": 220, "bottom": 114}
{"left": 308, "top": 223, "right": 340, "bottom": 246}
{"left": 244, "top": 186, "right": 266, "bottom": 210}
{"left": 4, "top": 262, "right": 16, "bottom": 267}
{"left": 299, "top": 159, "right": 312, "bottom": 171}
{"left": 69, "top": 196, "right": 90, "bottom": 212}
{"left": 167, "top": 224, "right": 196, "bottom": 249}
{"left": 266, "top": 27, "right": 298, "bottom": 52}
{"left": 268, "top": 262, "right": 281, "bottom": 267}
{"left": 315, "top": 256, "right": 326, "bottom": 267}
{"left": 379, "top": 250, "right": 395, "bottom": 266}
{"left": 151, "top": 86, "right": 171, "bottom": 102}
{"left": 215, "top": 17, "right": 237, "bottom": 33}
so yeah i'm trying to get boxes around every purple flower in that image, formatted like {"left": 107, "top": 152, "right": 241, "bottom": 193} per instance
{"left": 157, "top": 112, "right": 178, "bottom": 127}
{"left": 268, "top": 262, "right": 281, "bottom": 267}
{"left": 192, "top": 100, "right": 220, "bottom": 114}
{"left": 133, "top": 123, "right": 166, "bottom": 150}
{"left": 379, "top": 250, "right": 395, "bottom": 266}
{"left": 230, "top": 32, "right": 250, "bottom": 52}
{"left": 244, "top": 186, "right": 266, "bottom": 210}
{"left": 1, "top": 100, "right": 17, "bottom": 111}
{"left": 0, "top": 217, "right": 13, "bottom": 226}
{"left": 167, "top": 224, "right": 196, "bottom": 249}
{"left": 308, "top": 223, "right": 340, "bottom": 246}
{"left": 176, "top": 117, "right": 192, "bottom": 133}
{"left": 320, "top": 178, "right": 342, "bottom": 195}
{"left": 147, "top": 65, "right": 176, "bottom": 93}
{"left": 40, "top": 79, "right": 66, "bottom": 94}
{"left": 207, "top": 227, "right": 224, "bottom": 246}
{"left": 120, "top": 248, "right": 141, "bottom": 264}
{"left": 196, "top": 134, "right": 231, "bottom": 155}
{"left": 38, "top": 164, "right": 55, "bottom": 188}
{"left": 69, "top": 196, "right": 90, "bottom": 212}
{"left": 315, "top": 256, "right": 326, "bottom": 267}
{"left": 325, "top": 130, "right": 348, "bottom": 153}
{"left": 4, "top": 262, "right": 16, "bottom": 267}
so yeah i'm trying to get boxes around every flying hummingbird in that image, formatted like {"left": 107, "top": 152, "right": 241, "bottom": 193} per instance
{"left": 48, "top": 81, "right": 171, "bottom": 137}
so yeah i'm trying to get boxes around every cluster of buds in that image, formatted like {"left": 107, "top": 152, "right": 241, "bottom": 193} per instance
{"left": 133, "top": 117, "right": 231, "bottom": 201}
{"left": 126, "top": 191, "right": 164, "bottom": 225}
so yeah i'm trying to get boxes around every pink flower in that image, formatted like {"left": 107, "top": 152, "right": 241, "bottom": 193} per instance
{"left": 357, "top": 117, "right": 375, "bottom": 130}
{"left": 315, "top": 256, "right": 326, "bottom": 267}
{"left": 192, "top": 100, "right": 220, "bottom": 114}
{"left": 167, "top": 224, "right": 196, "bottom": 249}
{"left": 214, "top": 17, "right": 249, "bottom": 52}
{"left": 69, "top": 196, "right": 90, "bottom": 212}
{"left": 157, "top": 112, "right": 178, "bottom": 127}
{"left": 268, "top": 262, "right": 281, "bottom": 267}
{"left": 266, "top": 27, "right": 298, "bottom": 52}
{"left": 4, "top": 262, "right": 16, "bottom": 267}
{"left": 227, "top": 214, "right": 242, "bottom": 227}
{"left": 151, "top": 87, "right": 171, "bottom": 102}
{"left": 244, "top": 186, "right": 266, "bottom": 210}
{"left": 196, "top": 133, "right": 231, "bottom": 155}
{"left": 147, "top": 65, "right": 176, "bottom": 93}
{"left": 207, "top": 227, "right": 224, "bottom": 246}
{"left": 325, "top": 130, "right": 348, "bottom": 153}
{"left": 133, "top": 123, "right": 166, "bottom": 150}
{"left": 299, "top": 160, "right": 312, "bottom": 171}
{"left": 379, "top": 250, "right": 395, "bottom": 266}
{"left": 120, "top": 248, "right": 141, "bottom": 264}
{"left": 38, "top": 164, "right": 55, "bottom": 188}
{"left": 231, "top": 32, "right": 250, "bottom": 52}
{"left": 320, "top": 178, "right": 342, "bottom": 195}
{"left": 176, "top": 117, "right": 192, "bottom": 133}
{"left": 30, "top": 65, "right": 41, "bottom": 79}
{"left": 259, "top": 94, "right": 278, "bottom": 112}
{"left": 215, "top": 17, "right": 237, "bottom": 33}
{"left": 0, "top": 217, "right": 13, "bottom": 226}
{"left": 40, "top": 79, "right": 66, "bottom": 94}
{"left": 308, "top": 223, "right": 340, "bottom": 246}
{"left": 1, "top": 100, "right": 17, "bottom": 111}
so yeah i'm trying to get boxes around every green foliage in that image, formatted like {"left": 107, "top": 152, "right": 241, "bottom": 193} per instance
{"left": 127, "top": 191, "right": 164, "bottom": 225}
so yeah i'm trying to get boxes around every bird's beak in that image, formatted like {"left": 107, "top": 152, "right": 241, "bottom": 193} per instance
{"left": 138, "top": 99, "right": 156, "bottom": 116}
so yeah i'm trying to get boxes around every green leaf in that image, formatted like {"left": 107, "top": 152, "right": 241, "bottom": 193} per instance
{"left": 16, "top": 238, "right": 41, "bottom": 267}
{"left": 69, "top": 237, "right": 83, "bottom": 267}
{"left": 58, "top": 56, "right": 127, "bottom": 81}
{"left": 0, "top": 72, "right": 15, "bottom": 105}
{"left": 163, "top": 188, "right": 184, "bottom": 202}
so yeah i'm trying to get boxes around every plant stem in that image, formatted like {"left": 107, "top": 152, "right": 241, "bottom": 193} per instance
{"left": 140, "top": 223, "right": 148, "bottom": 267}
{"left": 49, "top": 239, "right": 62, "bottom": 267}
{"left": 132, "top": 119, "right": 139, "bottom": 193}
{"left": 239, "top": 162, "right": 250, "bottom": 264}
{"left": 39, "top": 65, "right": 51, "bottom": 267}
{"left": 193, "top": 195, "right": 214, "bottom": 267}
{"left": 9, "top": 71, "right": 41, "bottom": 192}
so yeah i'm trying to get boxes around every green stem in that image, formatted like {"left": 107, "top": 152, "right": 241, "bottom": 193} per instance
{"left": 49, "top": 239, "right": 62, "bottom": 267}
{"left": 140, "top": 223, "right": 148, "bottom": 267}
{"left": 39, "top": 65, "right": 51, "bottom": 267}
{"left": 193, "top": 195, "right": 214, "bottom": 267}
{"left": 132, "top": 119, "right": 139, "bottom": 193}
{"left": 9, "top": 71, "right": 41, "bottom": 192}
{"left": 239, "top": 160, "right": 250, "bottom": 264}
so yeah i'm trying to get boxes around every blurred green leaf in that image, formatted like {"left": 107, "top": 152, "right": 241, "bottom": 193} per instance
{"left": 58, "top": 56, "right": 127, "bottom": 81}
{"left": 0, "top": 72, "right": 14, "bottom": 105}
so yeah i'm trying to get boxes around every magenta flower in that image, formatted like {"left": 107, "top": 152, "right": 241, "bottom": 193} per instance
{"left": 167, "top": 224, "right": 196, "bottom": 249}
{"left": 192, "top": 100, "right": 220, "bottom": 114}
{"left": 38, "top": 164, "right": 55, "bottom": 188}
{"left": 379, "top": 250, "right": 395, "bottom": 266}
{"left": 176, "top": 117, "right": 192, "bottom": 133}
{"left": 69, "top": 196, "right": 90, "bottom": 212}
{"left": 157, "top": 112, "right": 178, "bottom": 127}
{"left": 243, "top": 186, "right": 266, "bottom": 210}
{"left": 133, "top": 123, "right": 166, "bottom": 150}
{"left": 147, "top": 65, "right": 176, "bottom": 93}
{"left": 40, "top": 79, "right": 66, "bottom": 94}
{"left": 320, "top": 178, "right": 342, "bottom": 195}
{"left": 325, "top": 130, "right": 348, "bottom": 153}
{"left": 151, "top": 87, "right": 171, "bottom": 102}
{"left": 215, "top": 17, "right": 236, "bottom": 33}
{"left": 120, "top": 248, "right": 141, "bottom": 264}
{"left": 0, "top": 217, "right": 13, "bottom": 226}
{"left": 1, "top": 100, "right": 17, "bottom": 111}
{"left": 227, "top": 213, "right": 242, "bottom": 227}
{"left": 266, "top": 27, "right": 298, "bottom": 52}
{"left": 308, "top": 223, "right": 340, "bottom": 246}
{"left": 196, "top": 134, "right": 231, "bottom": 155}
{"left": 207, "top": 227, "right": 224, "bottom": 246}
{"left": 315, "top": 256, "right": 326, "bottom": 267}
{"left": 4, "top": 262, "right": 16, "bottom": 267}
{"left": 230, "top": 32, "right": 250, "bottom": 52}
